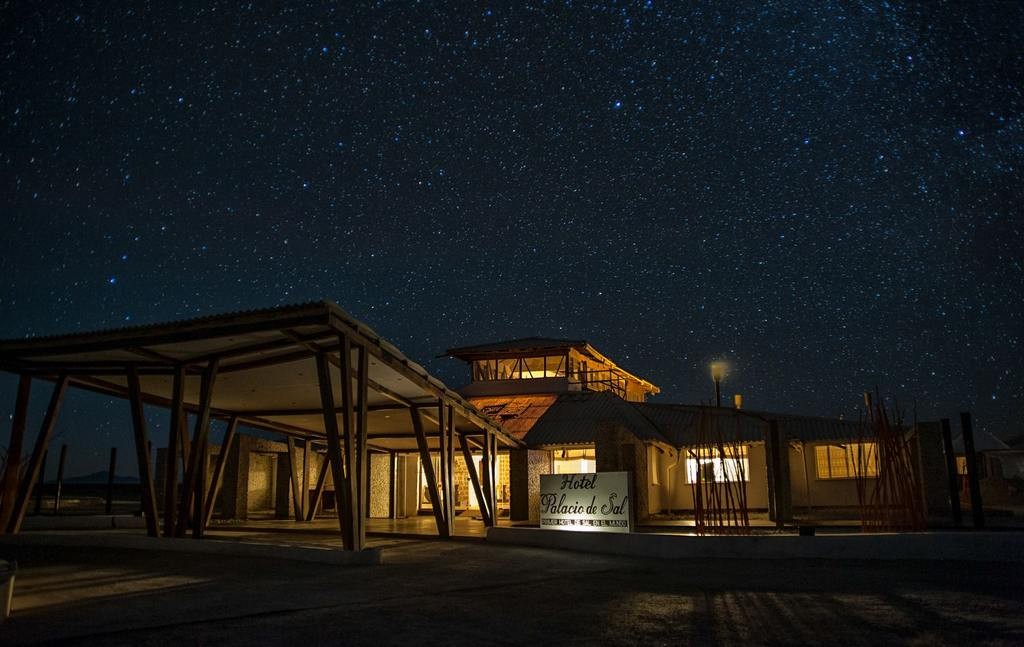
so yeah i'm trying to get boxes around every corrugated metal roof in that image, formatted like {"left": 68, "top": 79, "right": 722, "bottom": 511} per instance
{"left": 519, "top": 396, "right": 870, "bottom": 449}
{"left": 0, "top": 301, "right": 331, "bottom": 345}
{"left": 952, "top": 432, "right": 1010, "bottom": 453}
{"left": 445, "top": 337, "right": 588, "bottom": 357}
{"left": 524, "top": 391, "right": 668, "bottom": 446}
{"left": 637, "top": 405, "right": 766, "bottom": 446}
{"left": 0, "top": 300, "right": 522, "bottom": 448}
{"left": 637, "top": 404, "right": 868, "bottom": 446}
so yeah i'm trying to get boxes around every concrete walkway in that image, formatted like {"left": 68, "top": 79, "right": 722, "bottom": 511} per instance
{"left": 489, "top": 527, "right": 1024, "bottom": 562}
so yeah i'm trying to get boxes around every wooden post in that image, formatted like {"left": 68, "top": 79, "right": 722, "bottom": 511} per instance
{"left": 7, "top": 376, "right": 69, "bottom": 534}
{"left": 388, "top": 451, "right": 397, "bottom": 519}
{"left": 287, "top": 437, "right": 304, "bottom": 521}
{"left": 447, "top": 406, "right": 455, "bottom": 526}
{"left": 940, "top": 418, "right": 962, "bottom": 527}
{"left": 316, "top": 351, "right": 354, "bottom": 549}
{"left": 35, "top": 449, "right": 48, "bottom": 515}
{"left": 481, "top": 430, "right": 492, "bottom": 522}
{"left": 411, "top": 407, "right": 447, "bottom": 537}
{"left": 766, "top": 420, "right": 785, "bottom": 529}
{"left": 302, "top": 438, "right": 310, "bottom": 520}
{"left": 0, "top": 375, "right": 31, "bottom": 530}
{"left": 460, "top": 434, "right": 492, "bottom": 526}
{"left": 339, "top": 339, "right": 355, "bottom": 546}
{"left": 178, "top": 415, "right": 190, "bottom": 480}
{"left": 163, "top": 366, "right": 185, "bottom": 537}
{"left": 204, "top": 417, "right": 238, "bottom": 527}
{"left": 354, "top": 345, "right": 368, "bottom": 549}
{"left": 337, "top": 336, "right": 358, "bottom": 548}
{"left": 105, "top": 447, "right": 117, "bottom": 514}
{"left": 482, "top": 428, "right": 497, "bottom": 525}
{"left": 436, "top": 400, "right": 454, "bottom": 536}
{"left": 53, "top": 444, "right": 68, "bottom": 514}
{"left": 306, "top": 453, "right": 330, "bottom": 521}
{"left": 960, "top": 412, "right": 985, "bottom": 529}
{"left": 177, "top": 359, "right": 218, "bottom": 538}
{"left": 127, "top": 368, "right": 160, "bottom": 537}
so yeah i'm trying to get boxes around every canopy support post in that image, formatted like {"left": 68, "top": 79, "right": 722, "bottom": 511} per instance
{"left": 460, "top": 433, "right": 492, "bottom": 526}
{"left": 7, "top": 375, "right": 68, "bottom": 534}
{"left": 204, "top": 417, "right": 238, "bottom": 527}
{"left": 127, "top": 368, "right": 160, "bottom": 537}
{"left": 287, "top": 437, "right": 304, "bottom": 521}
{"left": 354, "top": 344, "right": 369, "bottom": 549}
{"left": 163, "top": 366, "right": 185, "bottom": 537}
{"left": 307, "top": 454, "right": 330, "bottom": 521}
{"left": 316, "top": 349, "right": 354, "bottom": 549}
{"left": 0, "top": 375, "right": 32, "bottom": 532}
{"left": 177, "top": 359, "right": 219, "bottom": 538}
{"left": 411, "top": 407, "right": 447, "bottom": 537}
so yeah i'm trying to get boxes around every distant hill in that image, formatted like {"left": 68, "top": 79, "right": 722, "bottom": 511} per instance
{"left": 48, "top": 471, "right": 140, "bottom": 485}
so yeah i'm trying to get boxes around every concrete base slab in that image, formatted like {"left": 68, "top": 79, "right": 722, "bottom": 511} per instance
{"left": 487, "top": 527, "right": 1024, "bottom": 562}
{"left": 0, "top": 532, "right": 380, "bottom": 566}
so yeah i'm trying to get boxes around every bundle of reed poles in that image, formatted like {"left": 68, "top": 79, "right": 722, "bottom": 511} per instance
{"left": 690, "top": 408, "right": 750, "bottom": 535}
{"left": 855, "top": 392, "right": 926, "bottom": 532}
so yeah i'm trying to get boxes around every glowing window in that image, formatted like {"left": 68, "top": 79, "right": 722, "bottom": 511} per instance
{"left": 472, "top": 359, "right": 498, "bottom": 381}
{"left": 814, "top": 443, "right": 879, "bottom": 479}
{"left": 475, "top": 356, "right": 567, "bottom": 380}
{"left": 956, "top": 456, "right": 967, "bottom": 476}
{"left": 685, "top": 456, "right": 749, "bottom": 483}
{"left": 523, "top": 356, "right": 545, "bottom": 378}
{"left": 553, "top": 448, "right": 596, "bottom": 474}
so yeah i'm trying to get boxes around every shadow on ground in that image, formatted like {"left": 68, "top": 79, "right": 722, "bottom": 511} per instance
{"left": 2, "top": 538, "right": 1023, "bottom": 646}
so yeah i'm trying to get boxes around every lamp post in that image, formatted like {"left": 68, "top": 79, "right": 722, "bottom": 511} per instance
{"left": 709, "top": 361, "right": 727, "bottom": 408}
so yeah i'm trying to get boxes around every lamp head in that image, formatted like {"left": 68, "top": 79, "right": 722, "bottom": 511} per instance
{"left": 709, "top": 360, "right": 728, "bottom": 383}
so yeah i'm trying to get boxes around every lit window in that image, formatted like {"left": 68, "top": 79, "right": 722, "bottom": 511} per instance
{"left": 685, "top": 446, "right": 749, "bottom": 483}
{"left": 472, "top": 359, "right": 498, "bottom": 381}
{"left": 474, "top": 356, "right": 567, "bottom": 381}
{"left": 545, "top": 355, "right": 566, "bottom": 377}
{"left": 553, "top": 448, "right": 596, "bottom": 474}
{"left": 497, "top": 358, "right": 519, "bottom": 380}
{"left": 814, "top": 443, "right": 879, "bottom": 479}
{"left": 956, "top": 456, "right": 967, "bottom": 476}
{"left": 523, "top": 356, "right": 545, "bottom": 378}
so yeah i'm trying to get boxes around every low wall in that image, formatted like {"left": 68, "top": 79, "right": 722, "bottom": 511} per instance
{"left": 487, "top": 527, "right": 1024, "bottom": 562}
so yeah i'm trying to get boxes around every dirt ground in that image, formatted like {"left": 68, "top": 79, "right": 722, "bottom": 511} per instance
{"left": 3, "top": 538, "right": 1023, "bottom": 646}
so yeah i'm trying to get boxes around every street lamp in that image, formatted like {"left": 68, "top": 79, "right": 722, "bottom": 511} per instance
{"left": 709, "top": 361, "right": 727, "bottom": 408}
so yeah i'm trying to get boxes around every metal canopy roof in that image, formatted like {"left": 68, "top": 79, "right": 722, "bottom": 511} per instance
{"left": 0, "top": 301, "right": 521, "bottom": 452}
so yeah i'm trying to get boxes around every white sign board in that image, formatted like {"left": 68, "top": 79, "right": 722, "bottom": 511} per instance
{"left": 539, "top": 471, "right": 633, "bottom": 533}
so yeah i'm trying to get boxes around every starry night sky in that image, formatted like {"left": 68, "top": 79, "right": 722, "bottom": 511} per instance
{"left": 2, "top": 2, "right": 1022, "bottom": 476}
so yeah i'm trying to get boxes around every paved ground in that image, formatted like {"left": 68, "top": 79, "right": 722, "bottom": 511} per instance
{"left": 3, "top": 536, "right": 1023, "bottom": 646}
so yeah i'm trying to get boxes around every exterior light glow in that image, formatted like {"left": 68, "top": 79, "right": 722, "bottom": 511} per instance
{"left": 709, "top": 360, "right": 729, "bottom": 408}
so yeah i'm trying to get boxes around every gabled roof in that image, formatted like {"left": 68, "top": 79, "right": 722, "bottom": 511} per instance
{"left": 523, "top": 391, "right": 668, "bottom": 447}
